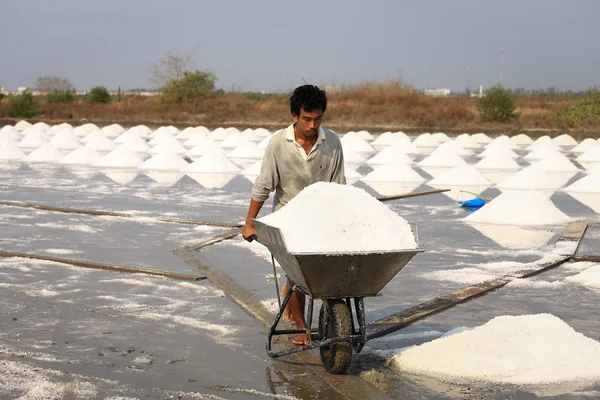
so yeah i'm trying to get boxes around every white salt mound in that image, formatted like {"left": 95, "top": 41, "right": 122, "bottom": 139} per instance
{"left": 418, "top": 152, "right": 467, "bottom": 168}
{"left": 509, "top": 133, "right": 534, "bottom": 146}
{"left": 183, "top": 153, "right": 240, "bottom": 173}
{"left": 412, "top": 133, "right": 438, "bottom": 147}
{"left": 497, "top": 165, "right": 560, "bottom": 191}
{"left": 553, "top": 133, "right": 578, "bottom": 147}
{"left": 362, "top": 164, "right": 425, "bottom": 183}
{"left": 464, "top": 190, "right": 570, "bottom": 225}
{"left": 23, "top": 143, "right": 63, "bottom": 163}
{"left": 391, "top": 314, "right": 600, "bottom": 385}
{"left": 428, "top": 165, "right": 491, "bottom": 186}
{"left": 371, "top": 132, "right": 410, "bottom": 147}
{"left": 577, "top": 146, "right": 600, "bottom": 162}
{"left": 259, "top": 182, "right": 417, "bottom": 253}
{"left": 49, "top": 131, "right": 81, "bottom": 150}
{"left": 0, "top": 142, "right": 26, "bottom": 160}
{"left": 565, "top": 264, "right": 600, "bottom": 289}
{"left": 228, "top": 142, "right": 265, "bottom": 159}
{"left": 366, "top": 147, "right": 413, "bottom": 165}
{"left": 140, "top": 153, "right": 188, "bottom": 171}
{"left": 473, "top": 155, "right": 520, "bottom": 171}
{"left": 18, "top": 129, "right": 48, "bottom": 148}
{"left": 242, "top": 160, "right": 262, "bottom": 176}
{"left": 150, "top": 139, "right": 188, "bottom": 155}
{"left": 341, "top": 137, "right": 375, "bottom": 153}
{"left": 533, "top": 152, "right": 579, "bottom": 172}
{"left": 92, "top": 146, "right": 143, "bottom": 168}
{"left": 14, "top": 120, "right": 32, "bottom": 131}
{"left": 571, "top": 138, "right": 598, "bottom": 154}
{"left": 471, "top": 133, "right": 492, "bottom": 144}
{"left": 59, "top": 146, "right": 102, "bottom": 165}
{"left": 564, "top": 171, "right": 600, "bottom": 193}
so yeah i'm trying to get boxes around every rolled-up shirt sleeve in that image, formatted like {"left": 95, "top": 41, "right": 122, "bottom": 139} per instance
{"left": 251, "top": 142, "right": 279, "bottom": 202}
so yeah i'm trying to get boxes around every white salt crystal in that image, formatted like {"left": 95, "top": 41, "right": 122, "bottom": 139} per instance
{"left": 73, "top": 123, "right": 99, "bottom": 136}
{"left": 150, "top": 138, "right": 188, "bottom": 155}
{"left": 186, "top": 139, "right": 224, "bottom": 157}
{"left": 496, "top": 165, "right": 562, "bottom": 192}
{"left": 471, "top": 133, "right": 492, "bottom": 144}
{"left": 563, "top": 171, "right": 600, "bottom": 193}
{"left": 418, "top": 152, "right": 467, "bottom": 168}
{"left": 120, "top": 136, "right": 151, "bottom": 153}
{"left": 341, "top": 137, "right": 375, "bottom": 153}
{"left": 220, "top": 133, "right": 248, "bottom": 149}
{"left": 553, "top": 133, "right": 578, "bottom": 147}
{"left": 100, "top": 123, "right": 125, "bottom": 138}
{"left": 210, "top": 127, "right": 229, "bottom": 140}
{"left": 23, "top": 143, "right": 63, "bottom": 163}
{"left": 148, "top": 131, "right": 175, "bottom": 146}
{"left": 228, "top": 142, "right": 265, "bottom": 159}
{"left": 14, "top": 120, "right": 32, "bottom": 131}
{"left": 366, "top": 147, "right": 413, "bottom": 165}
{"left": 93, "top": 146, "right": 144, "bottom": 168}
{"left": 509, "top": 133, "right": 534, "bottom": 146}
{"left": 226, "top": 127, "right": 240, "bottom": 135}
{"left": 362, "top": 164, "right": 426, "bottom": 183}
{"left": 464, "top": 190, "right": 570, "bottom": 225}
{"left": 59, "top": 146, "right": 102, "bottom": 165}
{"left": 412, "top": 133, "right": 438, "bottom": 147}
{"left": 524, "top": 145, "right": 564, "bottom": 161}
{"left": 454, "top": 134, "right": 480, "bottom": 149}
{"left": 113, "top": 128, "right": 144, "bottom": 144}
{"left": 240, "top": 128, "right": 262, "bottom": 142}
{"left": 533, "top": 152, "right": 579, "bottom": 172}
{"left": 428, "top": 165, "right": 491, "bottom": 186}
{"left": 18, "top": 129, "right": 48, "bottom": 148}
{"left": 183, "top": 153, "right": 240, "bottom": 173}
{"left": 259, "top": 182, "right": 417, "bottom": 253}
{"left": 49, "top": 131, "right": 81, "bottom": 150}
{"left": 85, "top": 134, "right": 116, "bottom": 151}
{"left": 431, "top": 132, "right": 450, "bottom": 143}
{"left": 490, "top": 135, "right": 520, "bottom": 150}
{"left": 371, "top": 131, "right": 410, "bottom": 147}
{"left": 390, "top": 314, "right": 600, "bottom": 385}
{"left": 473, "top": 155, "right": 520, "bottom": 171}
{"left": 0, "top": 141, "right": 25, "bottom": 160}
{"left": 139, "top": 153, "right": 189, "bottom": 171}
{"left": 577, "top": 145, "right": 600, "bottom": 162}
{"left": 175, "top": 127, "right": 200, "bottom": 140}
{"left": 565, "top": 264, "right": 600, "bottom": 289}
{"left": 572, "top": 138, "right": 598, "bottom": 154}
{"left": 432, "top": 140, "right": 473, "bottom": 156}
{"left": 32, "top": 122, "right": 50, "bottom": 131}
{"left": 527, "top": 135, "right": 557, "bottom": 151}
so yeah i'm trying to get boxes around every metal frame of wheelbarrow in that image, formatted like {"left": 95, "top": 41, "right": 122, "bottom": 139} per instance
{"left": 252, "top": 219, "right": 423, "bottom": 374}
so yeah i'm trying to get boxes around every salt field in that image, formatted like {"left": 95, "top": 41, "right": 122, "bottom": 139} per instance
{"left": 1, "top": 121, "right": 600, "bottom": 399}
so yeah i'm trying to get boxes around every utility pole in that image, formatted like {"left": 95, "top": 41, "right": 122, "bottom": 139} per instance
{"left": 500, "top": 47, "right": 504, "bottom": 86}
{"left": 466, "top": 67, "right": 470, "bottom": 96}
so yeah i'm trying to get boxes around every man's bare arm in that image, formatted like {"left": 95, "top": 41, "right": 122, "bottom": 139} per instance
{"left": 241, "top": 198, "right": 265, "bottom": 241}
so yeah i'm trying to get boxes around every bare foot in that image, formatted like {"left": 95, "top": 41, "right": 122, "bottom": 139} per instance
{"left": 293, "top": 333, "right": 311, "bottom": 346}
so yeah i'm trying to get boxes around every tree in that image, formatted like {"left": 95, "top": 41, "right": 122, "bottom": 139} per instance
{"left": 475, "top": 85, "right": 519, "bottom": 123}
{"left": 5, "top": 91, "right": 40, "bottom": 117}
{"left": 160, "top": 70, "right": 217, "bottom": 106}
{"left": 87, "top": 86, "right": 111, "bottom": 103}
{"left": 46, "top": 90, "right": 75, "bottom": 103}
{"left": 151, "top": 49, "right": 199, "bottom": 88}
{"left": 35, "top": 76, "right": 74, "bottom": 91}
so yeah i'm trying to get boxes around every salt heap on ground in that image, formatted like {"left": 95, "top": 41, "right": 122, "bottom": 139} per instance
{"left": 478, "top": 142, "right": 519, "bottom": 159}
{"left": 577, "top": 146, "right": 600, "bottom": 163}
{"left": 391, "top": 313, "right": 600, "bottom": 385}
{"left": 14, "top": 120, "right": 32, "bottom": 131}
{"left": 362, "top": 164, "right": 425, "bottom": 183}
{"left": 341, "top": 137, "right": 375, "bottom": 153}
{"left": 92, "top": 146, "right": 143, "bottom": 168}
{"left": 139, "top": 153, "right": 189, "bottom": 171}
{"left": 228, "top": 142, "right": 265, "bottom": 159}
{"left": 259, "top": 182, "right": 417, "bottom": 253}
{"left": 150, "top": 138, "right": 188, "bottom": 155}
{"left": 23, "top": 143, "right": 63, "bottom": 163}
{"left": 474, "top": 155, "right": 520, "bottom": 171}
{"left": 572, "top": 138, "right": 598, "bottom": 154}
{"left": 183, "top": 153, "right": 240, "bottom": 173}
{"left": 471, "top": 133, "right": 492, "bottom": 144}
{"left": 219, "top": 133, "right": 247, "bottom": 149}
{"left": 371, "top": 132, "right": 410, "bottom": 147}
{"left": 186, "top": 138, "right": 223, "bottom": 157}
{"left": 85, "top": 134, "right": 116, "bottom": 151}
{"left": 464, "top": 190, "right": 570, "bottom": 225}
{"left": 0, "top": 140, "right": 25, "bottom": 160}
{"left": 59, "top": 146, "right": 102, "bottom": 165}
{"left": 412, "top": 133, "right": 439, "bottom": 148}
{"left": 564, "top": 171, "right": 600, "bottom": 193}
{"left": 509, "top": 133, "right": 534, "bottom": 146}
{"left": 49, "top": 130, "right": 81, "bottom": 150}
{"left": 496, "top": 165, "right": 561, "bottom": 192}
{"left": 366, "top": 146, "right": 413, "bottom": 165}
{"left": 18, "top": 129, "right": 48, "bottom": 148}
{"left": 565, "top": 264, "right": 600, "bottom": 289}
{"left": 533, "top": 152, "right": 579, "bottom": 172}
{"left": 428, "top": 165, "right": 491, "bottom": 187}
{"left": 553, "top": 133, "right": 578, "bottom": 147}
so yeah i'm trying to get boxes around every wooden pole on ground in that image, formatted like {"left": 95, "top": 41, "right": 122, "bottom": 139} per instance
{"left": 376, "top": 188, "right": 450, "bottom": 202}
{"left": 0, "top": 249, "right": 205, "bottom": 281}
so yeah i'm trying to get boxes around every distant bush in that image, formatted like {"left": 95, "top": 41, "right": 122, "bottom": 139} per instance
{"left": 476, "top": 85, "right": 519, "bottom": 123}
{"left": 0, "top": 93, "right": 5, "bottom": 101}
{"left": 88, "top": 86, "right": 111, "bottom": 103}
{"left": 161, "top": 70, "right": 217, "bottom": 106}
{"left": 554, "top": 90, "right": 600, "bottom": 127}
{"left": 5, "top": 91, "right": 40, "bottom": 118}
{"left": 46, "top": 90, "right": 75, "bottom": 104}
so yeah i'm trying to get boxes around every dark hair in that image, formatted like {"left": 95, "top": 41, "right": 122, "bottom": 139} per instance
{"left": 290, "top": 85, "right": 327, "bottom": 116}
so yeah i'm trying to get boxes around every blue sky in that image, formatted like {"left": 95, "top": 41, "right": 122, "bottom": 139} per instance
{"left": 2, "top": 0, "right": 599, "bottom": 92}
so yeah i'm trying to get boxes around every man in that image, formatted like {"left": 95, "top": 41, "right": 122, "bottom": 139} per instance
{"left": 242, "top": 84, "right": 345, "bottom": 345}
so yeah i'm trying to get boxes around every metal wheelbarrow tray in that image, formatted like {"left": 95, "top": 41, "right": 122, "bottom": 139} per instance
{"left": 252, "top": 219, "right": 424, "bottom": 374}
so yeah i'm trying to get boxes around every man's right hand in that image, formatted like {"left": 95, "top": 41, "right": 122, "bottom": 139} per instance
{"left": 242, "top": 220, "right": 257, "bottom": 242}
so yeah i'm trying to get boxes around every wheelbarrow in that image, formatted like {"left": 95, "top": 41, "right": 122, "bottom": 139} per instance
{"left": 252, "top": 219, "right": 424, "bottom": 375}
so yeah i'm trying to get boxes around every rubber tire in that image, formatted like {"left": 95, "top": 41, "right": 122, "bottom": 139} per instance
{"left": 318, "top": 299, "right": 353, "bottom": 375}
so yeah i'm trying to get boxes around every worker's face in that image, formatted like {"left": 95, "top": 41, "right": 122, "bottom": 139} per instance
{"left": 293, "top": 108, "right": 323, "bottom": 138}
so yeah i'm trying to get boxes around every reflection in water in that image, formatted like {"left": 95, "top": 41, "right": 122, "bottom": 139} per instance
{"left": 466, "top": 222, "right": 554, "bottom": 249}
{"left": 66, "top": 166, "right": 97, "bottom": 179}
{"left": 144, "top": 171, "right": 185, "bottom": 187}
{"left": 102, "top": 169, "right": 139, "bottom": 185}
{"left": 361, "top": 181, "right": 422, "bottom": 197}
{"left": 186, "top": 173, "right": 236, "bottom": 189}
{"left": 566, "top": 192, "right": 600, "bottom": 213}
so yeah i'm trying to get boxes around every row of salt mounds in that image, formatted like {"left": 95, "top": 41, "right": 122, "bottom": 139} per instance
{"left": 371, "top": 131, "right": 410, "bottom": 147}
{"left": 341, "top": 136, "right": 375, "bottom": 153}
{"left": 427, "top": 165, "right": 491, "bottom": 200}
{"left": 553, "top": 133, "right": 578, "bottom": 147}
{"left": 0, "top": 139, "right": 26, "bottom": 160}
{"left": 473, "top": 154, "right": 521, "bottom": 184}
{"left": 464, "top": 190, "right": 570, "bottom": 225}
{"left": 23, "top": 143, "right": 63, "bottom": 162}
{"left": 92, "top": 147, "right": 144, "bottom": 168}
{"left": 366, "top": 144, "right": 414, "bottom": 165}
{"left": 390, "top": 314, "right": 600, "bottom": 385}
{"left": 572, "top": 138, "right": 598, "bottom": 154}
{"left": 496, "top": 165, "right": 563, "bottom": 196}
{"left": 417, "top": 142, "right": 467, "bottom": 177}
{"left": 576, "top": 145, "right": 600, "bottom": 170}
{"left": 259, "top": 182, "right": 417, "bottom": 253}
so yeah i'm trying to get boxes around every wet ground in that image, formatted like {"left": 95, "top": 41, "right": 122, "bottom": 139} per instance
{"left": 1, "top": 163, "right": 600, "bottom": 399}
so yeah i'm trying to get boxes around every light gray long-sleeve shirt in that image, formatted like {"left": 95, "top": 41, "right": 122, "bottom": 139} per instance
{"left": 251, "top": 124, "right": 346, "bottom": 211}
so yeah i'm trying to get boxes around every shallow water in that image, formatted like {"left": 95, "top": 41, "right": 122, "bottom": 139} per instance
{"left": 1, "top": 163, "right": 599, "bottom": 399}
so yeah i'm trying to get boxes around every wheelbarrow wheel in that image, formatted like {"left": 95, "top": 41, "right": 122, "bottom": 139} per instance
{"left": 318, "top": 299, "right": 352, "bottom": 375}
